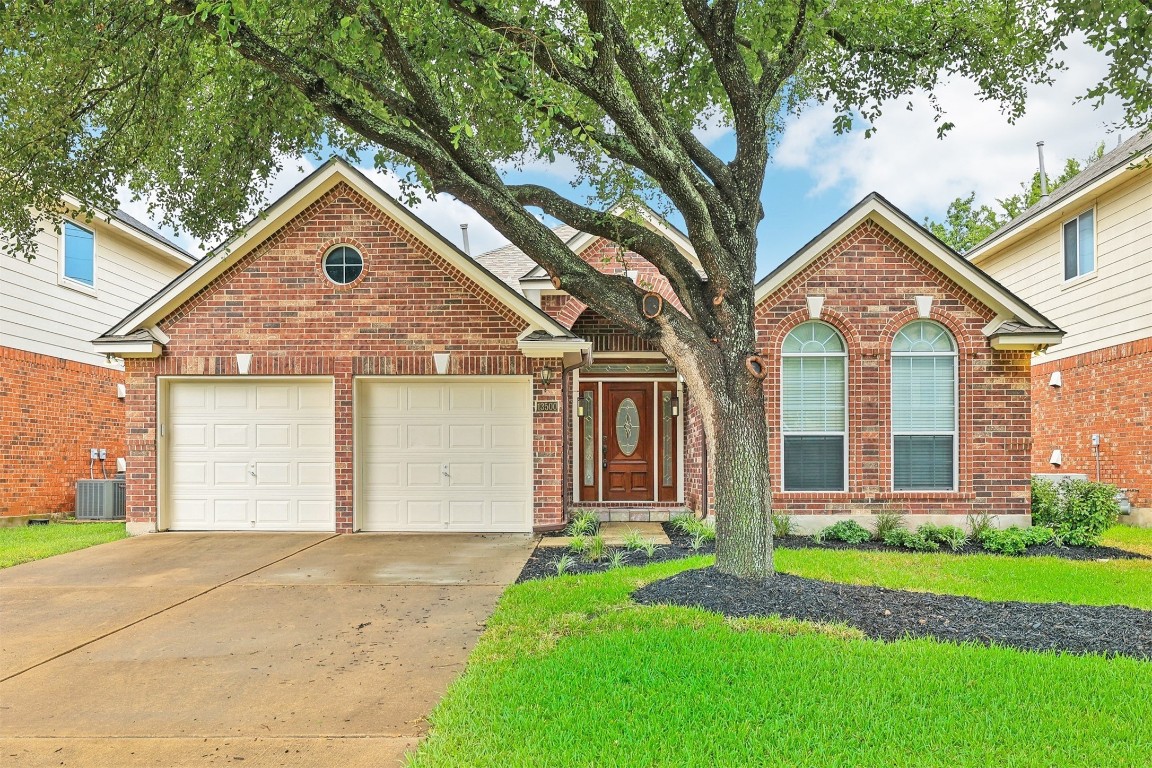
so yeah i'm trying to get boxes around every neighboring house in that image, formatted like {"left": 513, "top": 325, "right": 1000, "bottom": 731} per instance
{"left": 967, "top": 133, "right": 1152, "bottom": 525}
{"left": 0, "top": 206, "right": 197, "bottom": 517}
{"left": 94, "top": 158, "right": 1059, "bottom": 536}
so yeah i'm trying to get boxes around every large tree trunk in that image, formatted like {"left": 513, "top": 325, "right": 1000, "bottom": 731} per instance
{"left": 681, "top": 345, "right": 774, "bottom": 579}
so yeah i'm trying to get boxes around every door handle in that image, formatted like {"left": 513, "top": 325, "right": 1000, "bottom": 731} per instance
{"left": 602, "top": 437, "right": 607, "bottom": 469}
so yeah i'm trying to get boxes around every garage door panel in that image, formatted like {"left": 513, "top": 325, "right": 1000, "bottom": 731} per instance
{"left": 448, "top": 500, "right": 484, "bottom": 524}
{"left": 408, "top": 387, "right": 444, "bottom": 411}
{"left": 491, "top": 424, "right": 528, "bottom": 449}
{"left": 166, "top": 379, "right": 335, "bottom": 532}
{"left": 212, "top": 499, "right": 249, "bottom": 523}
{"left": 406, "top": 425, "right": 443, "bottom": 449}
{"left": 407, "top": 463, "right": 442, "bottom": 487}
{"left": 170, "top": 424, "right": 208, "bottom": 449}
{"left": 255, "top": 462, "right": 291, "bottom": 486}
{"left": 358, "top": 378, "right": 532, "bottom": 532}
{"left": 297, "top": 423, "right": 333, "bottom": 449}
{"left": 448, "top": 424, "right": 485, "bottom": 449}
{"left": 212, "top": 462, "right": 249, "bottom": 487}
{"left": 255, "top": 499, "right": 290, "bottom": 523}
{"left": 448, "top": 385, "right": 485, "bottom": 411}
{"left": 448, "top": 463, "right": 484, "bottom": 486}
{"left": 213, "top": 386, "right": 249, "bottom": 409}
{"left": 492, "top": 500, "right": 528, "bottom": 524}
{"left": 256, "top": 423, "right": 291, "bottom": 447}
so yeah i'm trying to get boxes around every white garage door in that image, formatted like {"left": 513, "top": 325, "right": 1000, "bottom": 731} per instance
{"left": 166, "top": 379, "right": 335, "bottom": 531}
{"left": 358, "top": 378, "right": 533, "bottom": 532}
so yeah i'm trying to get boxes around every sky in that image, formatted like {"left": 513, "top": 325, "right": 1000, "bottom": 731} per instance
{"left": 121, "top": 38, "right": 1125, "bottom": 279}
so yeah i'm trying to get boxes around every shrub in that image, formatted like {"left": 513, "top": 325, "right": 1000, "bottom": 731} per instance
{"left": 772, "top": 513, "right": 794, "bottom": 538}
{"left": 607, "top": 550, "right": 628, "bottom": 569}
{"left": 1023, "top": 525, "right": 1055, "bottom": 547}
{"left": 552, "top": 554, "right": 576, "bottom": 577}
{"left": 582, "top": 534, "right": 607, "bottom": 563}
{"left": 918, "top": 523, "right": 968, "bottom": 552}
{"left": 622, "top": 529, "right": 647, "bottom": 551}
{"left": 871, "top": 510, "right": 906, "bottom": 541}
{"left": 639, "top": 540, "right": 659, "bottom": 559}
{"left": 1030, "top": 477, "right": 1060, "bottom": 528}
{"left": 669, "top": 512, "right": 699, "bottom": 535}
{"left": 568, "top": 536, "right": 589, "bottom": 555}
{"left": 817, "top": 520, "right": 872, "bottom": 544}
{"left": 566, "top": 509, "right": 600, "bottom": 537}
{"left": 882, "top": 529, "right": 940, "bottom": 551}
{"left": 1054, "top": 480, "right": 1120, "bottom": 547}
{"left": 980, "top": 527, "right": 1030, "bottom": 556}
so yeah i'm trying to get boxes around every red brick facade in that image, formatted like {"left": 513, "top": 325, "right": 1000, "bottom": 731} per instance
{"left": 1030, "top": 338, "right": 1152, "bottom": 509}
{"left": 0, "top": 347, "right": 126, "bottom": 515}
{"left": 750, "top": 222, "right": 1033, "bottom": 520}
{"left": 122, "top": 183, "right": 563, "bottom": 532}
{"left": 116, "top": 179, "right": 1037, "bottom": 531}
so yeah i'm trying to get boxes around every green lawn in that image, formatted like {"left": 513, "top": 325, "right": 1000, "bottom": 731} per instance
{"left": 410, "top": 530, "right": 1152, "bottom": 767}
{"left": 0, "top": 522, "right": 127, "bottom": 568}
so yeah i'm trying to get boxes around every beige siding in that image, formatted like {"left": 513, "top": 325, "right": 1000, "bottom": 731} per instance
{"left": 1, "top": 220, "right": 189, "bottom": 367}
{"left": 979, "top": 172, "right": 1152, "bottom": 361}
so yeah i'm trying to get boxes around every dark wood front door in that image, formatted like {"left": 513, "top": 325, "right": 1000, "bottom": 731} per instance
{"left": 603, "top": 383, "right": 652, "bottom": 500}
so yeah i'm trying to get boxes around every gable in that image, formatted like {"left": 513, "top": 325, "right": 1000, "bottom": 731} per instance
{"left": 96, "top": 159, "right": 571, "bottom": 356}
{"left": 155, "top": 185, "right": 533, "bottom": 353}
{"left": 755, "top": 194, "right": 1063, "bottom": 350}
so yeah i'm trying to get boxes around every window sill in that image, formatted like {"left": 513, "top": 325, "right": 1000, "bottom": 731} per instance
{"left": 1060, "top": 270, "right": 1097, "bottom": 291}
{"left": 58, "top": 277, "right": 98, "bottom": 297}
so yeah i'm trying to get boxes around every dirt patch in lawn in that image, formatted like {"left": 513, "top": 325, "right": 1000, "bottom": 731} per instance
{"left": 633, "top": 567, "right": 1152, "bottom": 659}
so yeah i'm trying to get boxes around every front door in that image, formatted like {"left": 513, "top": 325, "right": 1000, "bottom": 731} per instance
{"left": 603, "top": 383, "right": 653, "bottom": 500}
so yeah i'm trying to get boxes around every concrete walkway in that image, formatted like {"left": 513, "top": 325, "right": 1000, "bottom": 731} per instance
{"left": 0, "top": 532, "right": 535, "bottom": 767}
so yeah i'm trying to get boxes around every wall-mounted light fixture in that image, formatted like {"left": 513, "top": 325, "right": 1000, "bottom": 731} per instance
{"left": 670, "top": 395, "right": 680, "bottom": 417}
{"left": 577, "top": 399, "right": 585, "bottom": 417}
{"left": 432, "top": 351, "right": 451, "bottom": 375}
{"left": 1049, "top": 449, "right": 1063, "bottom": 467}
{"left": 539, "top": 366, "right": 554, "bottom": 385}
{"left": 236, "top": 353, "right": 253, "bottom": 375}
{"left": 1049, "top": 371, "right": 1062, "bottom": 388}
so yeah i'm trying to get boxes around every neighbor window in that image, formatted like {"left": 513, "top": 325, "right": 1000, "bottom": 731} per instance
{"left": 323, "top": 245, "right": 364, "bottom": 284}
{"left": 1063, "top": 209, "right": 1094, "bottom": 280}
{"left": 781, "top": 321, "right": 846, "bottom": 491}
{"left": 891, "top": 321, "right": 956, "bottom": 491}
{"left": 62, "top": 221, "right": 95, "bottom": 287}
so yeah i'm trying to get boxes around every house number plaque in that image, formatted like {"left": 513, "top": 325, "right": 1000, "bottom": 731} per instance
{"left": 534, "top": 400, "right": 560, "bottom": 412}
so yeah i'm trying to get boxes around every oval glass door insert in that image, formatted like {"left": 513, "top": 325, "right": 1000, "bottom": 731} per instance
{"left": 616, "top": 398, "right": 640, "bottom": 456}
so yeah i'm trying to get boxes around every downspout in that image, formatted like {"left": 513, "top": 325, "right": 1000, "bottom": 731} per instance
{"left": 699, "top": 394, "right": 709, "bottom": 520}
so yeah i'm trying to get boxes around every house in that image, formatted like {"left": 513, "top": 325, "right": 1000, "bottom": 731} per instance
{"left": 967, "top": 133, "right": 1152, "bottom": 526}
{"left": 1, "top": 205, "right": 197, "bottom": 518}
{"left": 93, "top": 159, "right": 1059, "bottom": 536}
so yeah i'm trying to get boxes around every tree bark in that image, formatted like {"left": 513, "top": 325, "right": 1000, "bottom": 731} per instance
{"left": 671, "top": 338, "right": 774, "bottom": 579}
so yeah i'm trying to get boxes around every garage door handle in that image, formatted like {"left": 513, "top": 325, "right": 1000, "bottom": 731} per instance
{"left": 249, "top": 464, "right": 257, "bottom": 477}
{"left": 441, "top": 463, "right": 450, "bottom": 478}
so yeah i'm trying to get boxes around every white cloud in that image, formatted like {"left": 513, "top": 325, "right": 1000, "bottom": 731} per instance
{"left": 356, "top": 166, "right": 508, "bottom": 255}
{"left": 774, "top": 38, "right": 1127, "bottom": 217}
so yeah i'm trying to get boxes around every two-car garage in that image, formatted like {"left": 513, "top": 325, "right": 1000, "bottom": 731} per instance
{"left": 163, "top": 377, "right": 534, "bottom": 533}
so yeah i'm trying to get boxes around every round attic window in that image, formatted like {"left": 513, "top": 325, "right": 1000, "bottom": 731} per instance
{"left": 323, "top": 245, "right": 364, "bottom": 285}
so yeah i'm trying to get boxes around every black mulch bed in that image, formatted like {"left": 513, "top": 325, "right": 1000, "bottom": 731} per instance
{"left": 516, "top": 540, "right": 709, "bottom": 583}
{"left": 519, "top": 522, "right": 1144, "bottom": 582}
{"left": 771, "top": 533, "right": 1147, "bottom": 561}
{"left": 633, "top": 567, "right": 1152, "bottom": 659}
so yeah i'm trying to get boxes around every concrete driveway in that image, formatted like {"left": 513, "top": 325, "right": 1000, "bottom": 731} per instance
{"left": 0, "top": 532, "right": 534, "bottom": 767}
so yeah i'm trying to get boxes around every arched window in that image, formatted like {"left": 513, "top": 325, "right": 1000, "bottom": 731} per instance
{"left": 891, "top": 320, "right": 956, "bottom": 490}
{"left": 781, "top": 321, "right": 846, "bottom": 491}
